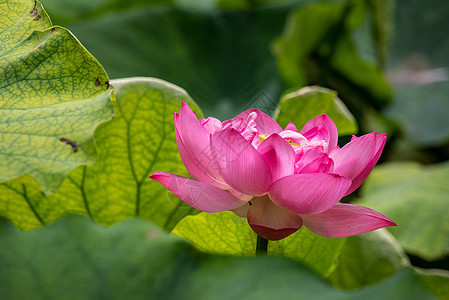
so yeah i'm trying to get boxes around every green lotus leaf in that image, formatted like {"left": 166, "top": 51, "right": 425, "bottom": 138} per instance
{"left": 172, "top": 211, "right": 257, "bottom": 256}
{"left": 0, "top": 78, "right": 200, "bottom": 231}
{"left": 173, "top": 211, "right": 345, "bottom": 278}
{"left": 275, "top": 86, "right": 358, "bottom": 135}
{"left": 357, "top": 161, "right": 449, "bottom": 261}
{"left": 327, "top": 229, "right": 410, "bottom": 289}
{"left": 269, "top": 226, "right": 345, "bottom": 278}
{"left": 0, "top": 0, "right": 114, "bottom": 194}
{"left": 0, "top": 215, "right": 441, "bottom": 299}
{"left": 416, "top": 268, "right": 449, "bottom": 300}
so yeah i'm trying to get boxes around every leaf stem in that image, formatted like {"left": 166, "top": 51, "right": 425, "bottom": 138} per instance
{"left": 256, "top": 235, "right": 268, "bottom": 255}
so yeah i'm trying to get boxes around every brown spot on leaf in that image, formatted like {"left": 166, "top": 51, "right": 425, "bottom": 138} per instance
{"left": 30, "top": 1, "right": 37, "bottom": 14}
{"left": 37, "top": 45, "right": 42, "bottom": 49}
{"left": 51, "top": 28, "right": 56, "bottom": 33}
{"left": 30, "top": 9, "right": 38, "bottom": 17}
{"left": 105, "top": 80, "right": 110, "bottom": 89}
{"left": 59, "top": 137, "right": 78, "bottom": 152}
{"left": 33, "top": 15, "right": 41, "bottom": 21}
{"left": 95, "top": 78, "right": 101, "bottom": 87}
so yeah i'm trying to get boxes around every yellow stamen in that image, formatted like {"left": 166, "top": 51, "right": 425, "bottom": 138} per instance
{"left": 285, "top": 139, "right": 301, "bottom": 146}
{"left": 259, "top": 134, "right": 302, "bottom": 146}
{"left": 259, "top": 134, "right": 270, "bottom": 144}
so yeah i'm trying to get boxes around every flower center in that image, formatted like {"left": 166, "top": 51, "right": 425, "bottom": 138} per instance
{"left": 258, "top": 134, "right": 301, "bottom": 146}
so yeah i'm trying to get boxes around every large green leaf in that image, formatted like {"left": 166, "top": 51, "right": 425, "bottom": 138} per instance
{"left": 274, "top": 86, "right": 357, "bottom": 135}
{"left": 173, "top": 211, "right": 345, "bottom": 277}
{"left": 349, "top": 269, "right": 438, "bottom": 300}
{"left": 0, "top": 0, "right": 51, "bottom": 52}
{"left": 172, "top": 211, "right": 256, "bottom": 256}
{"left": 356, "top": 161, "right": 449, "bottom": 261}
{"left": 327, "top": 229, "right": 410, "bottom": 289}
{"left": 416, "top": 268, "right": 449, "bottom": 300}
{"left": 269, "top": 227, "right": 345, "bottom": 277}
{"left": 0, "top": 0, "right": 114, "bottom": 194}
{"left": 0, "top": 215, "right": 441, "bottom": 299}
{"left": 0, "top": 78, "right": 200, "bottom": 231}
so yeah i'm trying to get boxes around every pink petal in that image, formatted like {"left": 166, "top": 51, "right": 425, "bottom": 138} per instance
{"left": 227, "top": 188, "right": 253, "bottom": 202}
{"left": 301, "top": 125, "right": 330, "bottom": 147}
{"left": 329, "top": 145, "right": 340, "bottom": 156}
{"left": 175, "top": 114, "right": 213, "bottom": 181}
{"left": 257, "top": 134, "right": 295, "bottom": 181}
{"left": 345, "top": 133, "right": 386, "bottom": 195}
{"left": 330, "top": 132, "right": 377, "bottom": 182}
{"left": 150, "top": 171, "right": 246, "bottom": 212}
{"left": 298, "top": 153, "right": 334, "bottom": 174}
{"left": 211, "top": 129, "right": 272, "bottom": 195}
{"left": 284, "top": 122, "right": 298, "bottom": 132}
{"left": 230, "top": 109, "right": 282, "bottom": 134}
{"left": 247, "top": 195, "right": 303, "bottom": 241}
{"left": 199, "top": 117, "right": 222, "bottom": 134}
{"left": 269, "top": 173, "right": 351, "bottom": 214}
{"left": 294, "top": 146, "right": 332, "bottom": 174}
{"left": 302, "top": 203, "right": 397, "bottom": 238}
{"left": 300, "top": 114, "right": 338, "bottom": 152}
{"left": 177, "top": 103, "right": 211, "bottom": 157}
{"left": 175, "top": 113, "right": 227, "bottom": 189}
{"left": 176, "top": 104, "right": 217, "bottom": 179}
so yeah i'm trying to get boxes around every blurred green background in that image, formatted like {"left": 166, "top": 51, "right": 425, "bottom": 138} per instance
{"left": 41, "top": 0, "right": 449, "bottom": 161}
{"left": 1, "top": 0, "right": 449, "bottom": 298}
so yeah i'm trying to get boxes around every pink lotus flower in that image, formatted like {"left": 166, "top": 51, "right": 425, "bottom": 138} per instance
{"left": 150, "top": 103, "right": 396, "bottom": 241}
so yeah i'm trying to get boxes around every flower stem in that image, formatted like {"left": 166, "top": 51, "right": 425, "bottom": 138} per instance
{"left": 256, "top": 235, "right": 268, "bottom": 255}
